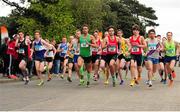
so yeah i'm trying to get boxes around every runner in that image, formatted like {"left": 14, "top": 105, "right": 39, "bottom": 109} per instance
{"left": 159, "top": 37, "right": 167, "bottom": 84}
{"left": 78, "top": 24, "right": 96, "bottom": 87}
{"left": 31, "top": 30, "right": 50, "bottom": 86}
{"left": 102, "top": 26, "right": 119, "bottom": 87}
{"left": 116, "top": 29, "right": 130, "bottom": 85}
{"left": 122, "top": 38, "right": 131, "bottom": 80}
{"left": 92, "top": 30, "right": 101, "bottom": 81}
{"left": 58, "top": 36, "right": 68, "bottom": 79}
{"left": 146, "top": 29, "right": 162, "bottom": 87}
{"left": 100, "top": 31, "right": 109, "bottom": 85}
{"left": 163, "top": 32, "right": 179, "bottom": 87}
{"left": 44, "top": 39, "right": 56, "bottom": 82}
{"left": 129, "top": 24, "right": 146, "bottom": 86}
{"left": 72, "top": 30, "right": 81, "bottom": 79}
{"left": 66, "top": 36, "right": 75, "bottom": 82}
{"left": 15, "top": 31, "right": 31, "bottom": 85}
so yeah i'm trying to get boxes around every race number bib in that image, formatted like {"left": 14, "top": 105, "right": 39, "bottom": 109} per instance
{"left": 149, "top": 46, "right": 156, "bottom": 50}
{"left": 18, "top": 48, "right": 25, "bottom": 54}
{"left": 81, "top": 43, "right": 89, "bottom": 48}
{"left": 167, "top": 49, "right": 174, "bottom": 54}
{"left": 108, "top": 46, "right": 116, "bottom": 52}
{"left": 92, "top": 47, "right": 98, "bottom": 52}
{"left": 47, "top": 51, "right": 54, "bottom": 57}
{"left": 132, "top": 46, "right": 139, "bottom": 52}
{"left": 35, "top": 45, "right": 43, "bottom": 51}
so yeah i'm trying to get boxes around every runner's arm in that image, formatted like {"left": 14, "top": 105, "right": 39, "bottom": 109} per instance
{"left": 41, "top": 39, "right": 51, "bottom": 48}
{"left": 15, "top": 39, "right": 19, "bottom": 47}
{"left": 56, "top": 44, "right": 62, "bottom": 53}
{"left": 52, "top": 45, "right": 57, "bottom": 56}
{"left": 88, "top": 35, "right": 98, "bottom": 47}
{"left": 30, "top": 42, "right": 34, "bottom": 57}
{"left": 128, "top": 36, "right": 132, "bottom": 52}
{"left": 138, "top": 36, "right": 147, "bottom": 48}
{"left": 176, "top": 42, "right": 179, "bottom": 56}
{"left": 101, "top": 37, "right": 108, "bottom": 49}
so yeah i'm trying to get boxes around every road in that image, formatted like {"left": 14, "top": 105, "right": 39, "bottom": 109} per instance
{"left": 0, "top": 67, "right": 180, "bottom": 111}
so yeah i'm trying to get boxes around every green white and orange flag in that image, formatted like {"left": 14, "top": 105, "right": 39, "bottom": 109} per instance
{"left": 1, "top": 25, "right": 9, "bottom": 44}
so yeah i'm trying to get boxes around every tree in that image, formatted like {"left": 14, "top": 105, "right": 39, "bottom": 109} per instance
{"left": 1, "top": 0, "right": 159, "bottom": 40}
{"left": 72, "top": 0, "right": 103, "bottom": 32}
{"left": 2, "top": 0, "right": 75, "bottom": 42}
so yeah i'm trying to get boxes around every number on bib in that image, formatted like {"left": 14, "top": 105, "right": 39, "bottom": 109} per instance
{"left": 81, "top": 43, "right": 89, "bottom": 48}
{"left": 132, "top": 46, "right": 139, "bottom": 52}
{"left": 167, "top": 49, "right": 174, "bottom": 54}
{"left": 149, "top": 46, "right": 156, "bottom": 50}
{"left": 19, "top": 48, "right": 25, "bottom": 54}
{"left": 108, "top": 46, "right": 116, "bottom": 52}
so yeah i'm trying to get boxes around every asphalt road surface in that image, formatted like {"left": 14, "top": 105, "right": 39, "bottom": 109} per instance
{"left": 0, "top": 67, "right": 180, "bottom": 111}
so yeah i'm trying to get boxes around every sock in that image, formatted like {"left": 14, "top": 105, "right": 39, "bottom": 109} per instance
{"left": 168, "top": 74, "right": 172, "bottom": 80}
{"left": 160, "top": 70, "right": 163, "bottom": 76}
{"left": 87, "top": 72, "right": 91, "bottom": 82}
{"left": 80, "top": 64, "right": 84, "bottom": 76}
{"left": 112, "top": 75, "right": 115, "bottom": 82}
{"left": 22, "top": 68, "right": 28, "bottom": 77}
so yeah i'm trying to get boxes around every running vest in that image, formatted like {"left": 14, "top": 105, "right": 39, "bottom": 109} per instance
{"left": 147, "top": 38, "right": 159, "bottom": 59}
{"left": 18, "top": 38, "right": 28, "bottom": 56}
{"left": 130, "top": 35, "right": 142, "bottom": 55}
{"left": 101, "top": 40, "right": 107, "bottom": 56}
{"left": 107, "top": 35, "right": 118, "bottom": 55}
{"left": 80, "top": 34, "right": 91, "bottom": 57}
{"left": 92, "top": 39, "right": 101, "bottom": 55}
{"left": 68, "top": 44, "right": 75, "bottom": 58}
{"left": 118, "top": 37, "right": 126, "bottom": 54}
{"left": 59, "top": 43, "right": 68, "bottom": 57}
{"left": 72, "top": 38, "right": 80, "bottom": 55}
{"left": 123, "top": 43, "right": 131, "bottom": 59}
{"left": 165, "top": 41, "right": 176, "bottom": 57}
{"left": 34, "top": 39, "right": 46, "bottom": 58}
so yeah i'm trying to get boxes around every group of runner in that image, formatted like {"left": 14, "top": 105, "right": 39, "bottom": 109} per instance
{"left": 1, "top": 24, "right": 180, "bottom": 87}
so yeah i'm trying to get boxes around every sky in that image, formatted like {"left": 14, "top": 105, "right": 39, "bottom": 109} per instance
{"left": 0, "top": 0, "right": 180, "bottom": 42}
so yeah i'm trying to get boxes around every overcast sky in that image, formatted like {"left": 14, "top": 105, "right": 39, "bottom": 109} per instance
{"left": 0, "top": 0, "right": 180, "bottom": 42}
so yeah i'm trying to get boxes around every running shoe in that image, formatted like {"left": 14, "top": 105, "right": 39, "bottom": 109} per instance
{"left": 160, "top": 79, "right": 164, "bottom": 83}
{"left": 9, "top": 75, "right": 18, "bottom": 79}
{"left": 67, "top": 77, "right": 72, "bottom": 82}
{"left": 79, "top": 79, "right": 85, "bottom": 86}
{"left": 145, "top": 80, "right": 149, "bottom": 85}
{"left": 60, "top": 75, "right": 64, "bottom": 79}
{"left": 135, "top": 79, "right": 139, "bottom": 85}
{"left": 86, "top": 81, "right": 90, "bottom": 87}
{"left": 24, "top": 80, "right": 29, "bottom": 85}
{"left": 37, "top": 80, "right": 44, "bottom": 86}
{"left": 130, "top": 79, "right": 135, "bottom": 87}
{"left": 119, "top": 80, "right": 124, "bottom": 85}
{"left": 149, "top": 80, "right": 152, "bottom": 87}
{"left": 47, "top": 78, "right": 52, "bottom": 82}
{"left": 104, "top": 80, "right": 109, "bottom": 85}
{"left": 163, "top": 79, "right": 167, "bottom": 84}
{"left": 47, "top": 74, "right": 52, "bottom": 82}
{"left": 93, "top": 74, "right": 97, "bottom": 81}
